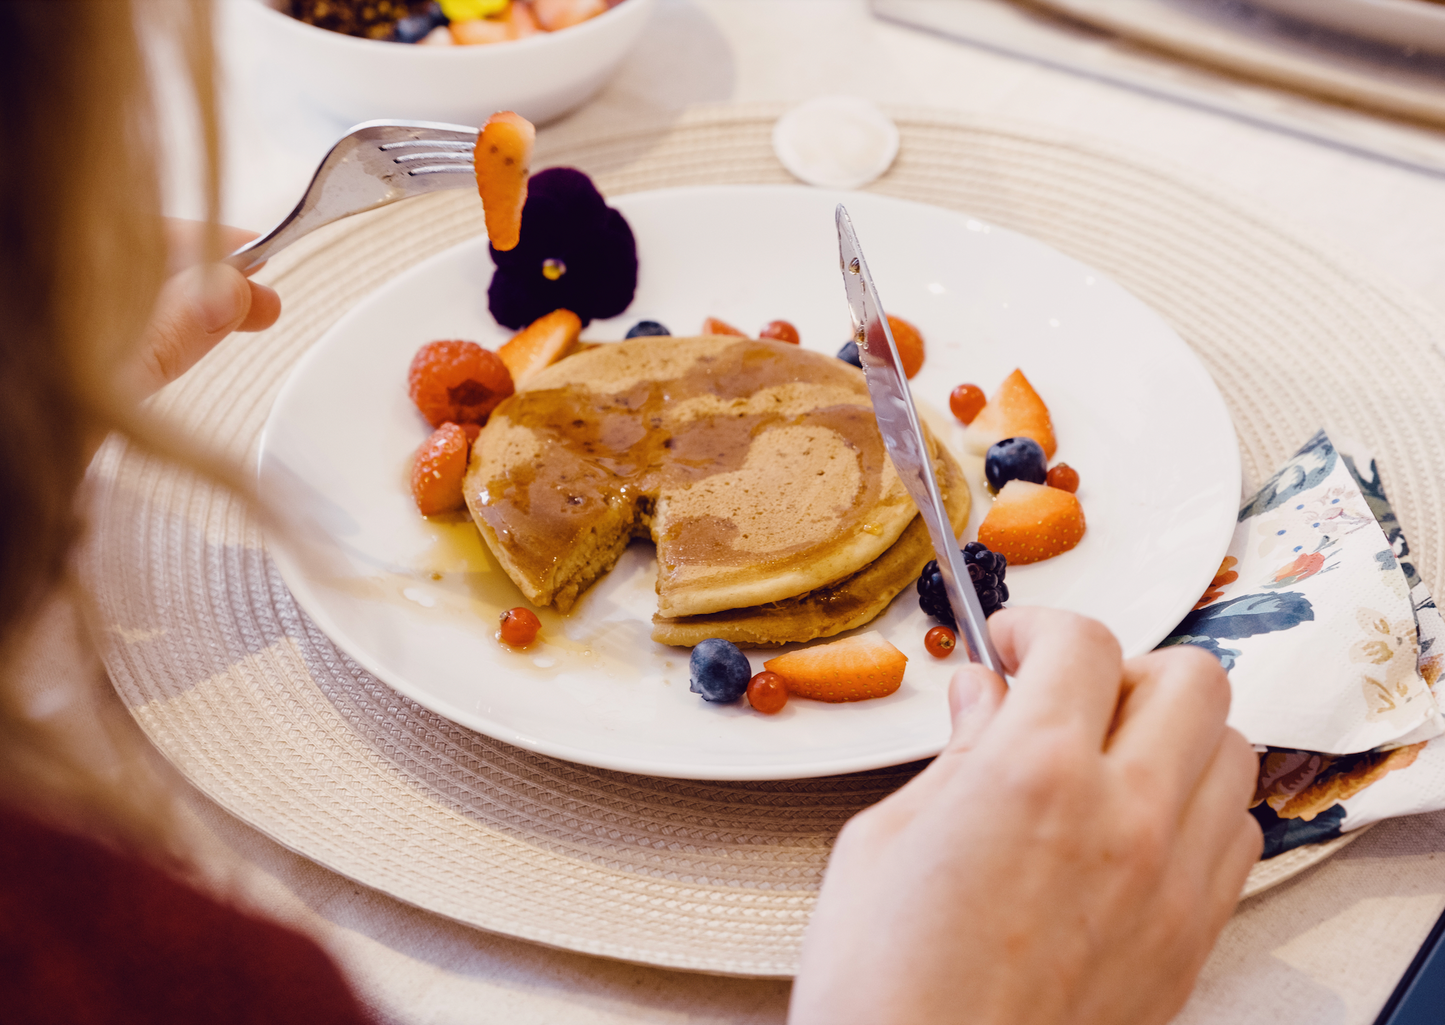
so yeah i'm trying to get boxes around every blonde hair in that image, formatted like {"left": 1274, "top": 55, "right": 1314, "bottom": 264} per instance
{"left": 0, "top": 0, "right": 222, "bottom": 855}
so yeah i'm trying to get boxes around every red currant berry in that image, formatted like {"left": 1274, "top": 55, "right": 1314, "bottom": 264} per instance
{"left": 925, "top": 625, "right": 957, "bottom": 659}
{"left": 1046, "top": 463, "right": 1080, "bottom": 493}
{"left": 747, "top": 671, "right": 789, "bottom": 714}
{"left": 759, "top": 319, "right": 801, "bottom": 344}
{"left": 498, "top": 607, "right": 541, "bottom": 647}
{"left": 887, "top": 316, "right": 926, "bottom": 378}
{"left": 949, "top": 384, "right": 986, "bottom": 425}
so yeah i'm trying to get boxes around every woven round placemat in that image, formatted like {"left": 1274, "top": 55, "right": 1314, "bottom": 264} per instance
{"left": 83, "top": 104, "right": 1445, "bottom": 978}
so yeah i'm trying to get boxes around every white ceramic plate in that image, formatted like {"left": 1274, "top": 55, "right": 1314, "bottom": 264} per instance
{"left": 257, "top": 185, "right": 1239, "bottom": 780}
{"left": 1245, "top": 0, "right": 1445, "bottom": 54}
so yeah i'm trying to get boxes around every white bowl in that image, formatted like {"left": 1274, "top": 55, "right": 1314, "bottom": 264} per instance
{"left": 230, "top": 0, "right": 657, "bottom": 127}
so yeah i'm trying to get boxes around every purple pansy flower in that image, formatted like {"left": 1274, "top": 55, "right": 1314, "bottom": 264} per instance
{"left": 487, "top": 167, "right": 638, "bottom": 330}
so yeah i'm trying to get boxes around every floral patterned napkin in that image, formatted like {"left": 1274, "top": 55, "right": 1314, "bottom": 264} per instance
{"left": 1161, "top": 431, "right": 1445, "bottom": 858}
{"left": 1161, "top": 431, "right": 1444, "bottom": 754}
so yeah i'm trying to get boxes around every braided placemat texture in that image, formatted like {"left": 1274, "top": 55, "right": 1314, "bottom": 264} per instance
{"left": 83, "top": 104, "right": 1445, "bottom": 977}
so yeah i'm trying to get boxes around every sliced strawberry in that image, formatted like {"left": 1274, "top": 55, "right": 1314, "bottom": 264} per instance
{"left": 887, "top": 315, "right": 925, "bottom": 379}
{"left": 533, "top": 0, "right": 608, "bottom": 30}
{"left": 763, "top": 631, "right": 907, "bottom": 703}
{"left": 411, "top": 423, "right": 471, "bottom": 515}
{"left": 965, "top": 369, "right": 1056, "bottom": 458}
{"left": 702, "top": 316, "right": 747, "bottom": 337}
{"left": 474, "top": 111, "right": 535, "bottom": 252}
{"left": 977, "top": 479, "right": 1085, "bottom": 564}
{"left": 498, "top": 309, "right": 581, "bottom": 387}
{"left": 505, "top": 0, "right": 541, "bottom": 37}
{"left": 450, "top": 17, "right": 510, "bottom": 45}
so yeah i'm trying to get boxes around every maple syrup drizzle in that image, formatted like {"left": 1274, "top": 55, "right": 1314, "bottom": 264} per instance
{"left": 471, "top": 339, "right": 889, "bottom": 588}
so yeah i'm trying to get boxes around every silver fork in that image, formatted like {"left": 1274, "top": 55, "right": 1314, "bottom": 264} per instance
{"left": 226, "top": 119, "right": 479, "bottom": 272}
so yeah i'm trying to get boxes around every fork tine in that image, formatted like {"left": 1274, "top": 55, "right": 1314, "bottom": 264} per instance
{"left": 379, "top": 139, "right": 475, "bottom": 152}
{"left": 382, "top": 136, "right": 474, "bottom": 176}
{"left": 390, "top": 151, "right": 474, "bottom": 164}
{"left": 388, "top": 150, "right": 474, "bottom": 176}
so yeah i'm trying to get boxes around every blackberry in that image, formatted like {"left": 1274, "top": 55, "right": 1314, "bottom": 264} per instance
{"left": 918, "top": 541, "right": 1008, "bottom": 626}
{"left": 289, "top": 0, "right": 423, "bottom": 40}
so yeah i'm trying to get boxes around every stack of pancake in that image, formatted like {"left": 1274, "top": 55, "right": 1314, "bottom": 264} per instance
{"left": 463, "top": 335, "right": 969, "bottom": 646}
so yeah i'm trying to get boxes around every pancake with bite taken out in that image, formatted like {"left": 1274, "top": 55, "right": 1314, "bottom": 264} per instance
{"left": 651, "top": 444, "right": 968, "bottom": 646}
{"left": 463, "top": 335, "right": 968, "bottom": 644}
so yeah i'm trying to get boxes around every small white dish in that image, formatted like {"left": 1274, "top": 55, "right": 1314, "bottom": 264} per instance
{"left": 257, "top": 185, "right": 1240, "bottom": 780}
{"left": 772, "top": 96, "right": 900, "bottom": 190}
{"left": 227, "top": 0, "right": 657, "bottom": 127}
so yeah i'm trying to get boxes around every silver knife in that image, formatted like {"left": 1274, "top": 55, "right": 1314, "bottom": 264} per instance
{"left": 835, "top": 204, "right": 1003, "bottom": 676}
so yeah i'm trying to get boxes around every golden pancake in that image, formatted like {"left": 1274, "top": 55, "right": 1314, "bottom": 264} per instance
{"left": 651, "top": 444, "right": 970, "bottom": 647}
{"left": 464, "top": 336, "right": 924, "bottom": 620}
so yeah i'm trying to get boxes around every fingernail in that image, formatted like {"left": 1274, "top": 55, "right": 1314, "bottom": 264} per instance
{"left": 949, "top": 668, "right": 983, "bottom": 720}
{"left": 188, "top": 267, "right": 242, "bottom": 333}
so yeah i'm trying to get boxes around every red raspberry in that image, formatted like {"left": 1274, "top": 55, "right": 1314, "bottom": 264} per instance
{"left": 408, "top": 340, "right": 514, "bottom": 427}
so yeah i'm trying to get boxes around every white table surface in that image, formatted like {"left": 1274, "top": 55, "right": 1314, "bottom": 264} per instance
{"left": 148, "top": 1, "right": 1445, "bottom": 1021}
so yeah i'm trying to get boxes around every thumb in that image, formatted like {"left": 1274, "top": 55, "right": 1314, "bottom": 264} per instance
{"left": 133, "top": 264, "right": 255, "bottom": 394}
{"left": 869, "top": 660, "right": 1009, "bottom": 817}
{"left": 943, "top": 663, "right": 1007, "bottom": 755}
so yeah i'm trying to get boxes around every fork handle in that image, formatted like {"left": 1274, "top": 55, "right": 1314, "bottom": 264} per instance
{"left": 225, "top": 117, "right": 479, "bottom": 273}
{"left": 225, "top": 170, "right": 358, "bottom": 273}
{"left": 226, "top": 215, "right": 311, "bottom": 273}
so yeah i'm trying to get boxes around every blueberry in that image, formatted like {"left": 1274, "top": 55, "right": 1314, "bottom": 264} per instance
{"left": 689, "top": 638, "right": 751, "bottom": 702}
{"left": 625, "top": 320, "right": 671, "bottom": 338}
{"left": 391, "top": 2, "right": 446, "bottom": 43}
{"left": 837, "top": 340, "right": 862, "bottom": 367}
{"left": 985, "top": 437, "right": 1047, "bottom": 491}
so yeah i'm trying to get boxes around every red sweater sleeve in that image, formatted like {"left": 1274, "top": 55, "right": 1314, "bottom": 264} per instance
{"left": 0, "top": 809, "right": 370, "bottom": 1025}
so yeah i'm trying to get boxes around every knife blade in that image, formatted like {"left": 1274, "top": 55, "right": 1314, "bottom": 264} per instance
{"left": 835, "top": 204, "right": 1003, "bottom": 676}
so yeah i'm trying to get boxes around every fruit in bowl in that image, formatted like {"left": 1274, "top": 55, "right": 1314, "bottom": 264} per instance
{"left": 232, "top": 0, "right": 658, "bottom": 126}
{"left": 284, "top": 0, "right": 627, "bottom": 45}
